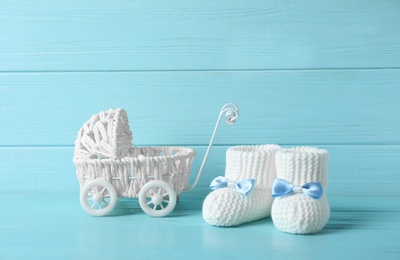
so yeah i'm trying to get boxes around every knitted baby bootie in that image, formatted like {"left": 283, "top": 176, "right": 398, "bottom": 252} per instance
{"left": 202, "top": 144, "right": 280, "bottom": 227}
{"left": 271, "top": 147, "right": 330, "bottom": 234}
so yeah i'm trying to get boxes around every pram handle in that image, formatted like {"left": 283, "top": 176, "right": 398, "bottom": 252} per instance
{"left": 187, "top": 103, "right": 239, "bottom": 191}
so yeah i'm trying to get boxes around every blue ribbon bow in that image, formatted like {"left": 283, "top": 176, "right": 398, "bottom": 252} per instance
{"left": 209, "top": 176, "right": 255, "bottom": 197}
{"left": 272, "top": 178, "right": 324, "bottom": 199}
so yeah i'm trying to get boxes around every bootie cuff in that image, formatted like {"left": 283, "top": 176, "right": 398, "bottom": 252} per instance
{"left": 225, "top": 144, "right": 281, "bottom": 187}
{"left": 275, "top": 147, "right": 328, "bottom": 188}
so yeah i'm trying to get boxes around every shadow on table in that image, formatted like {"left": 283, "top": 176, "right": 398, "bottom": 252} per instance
{"left": 320, "top": 209, "right": 382, "bottom": 234}
{"left": 106, "top": 197, "right": 202, "bottom": 218}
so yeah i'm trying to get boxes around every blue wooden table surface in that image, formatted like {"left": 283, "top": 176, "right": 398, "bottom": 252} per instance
{"left": 1, "top": 1, "right": 399, "bottom": 259}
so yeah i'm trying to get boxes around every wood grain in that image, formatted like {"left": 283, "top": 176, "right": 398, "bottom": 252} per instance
{"left": 0, "top": 0, "right": 399, "bottom": 71}
{"left": 1, "top": 69, "right": 399, "bottom": 146}
{"left": 0, "top": 193, "right": 399, "bottom": 259}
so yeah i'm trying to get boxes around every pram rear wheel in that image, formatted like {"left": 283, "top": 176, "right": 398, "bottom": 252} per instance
{"left": 138, "top": 180, "right": 177, "bottom": 217}
{"left": 80, "top": 179, "right": 118, "bottom": 216}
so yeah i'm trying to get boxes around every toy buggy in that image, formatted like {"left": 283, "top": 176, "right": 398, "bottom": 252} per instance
{"left": 73, "top": 104, "right": 239, "bottom": 217}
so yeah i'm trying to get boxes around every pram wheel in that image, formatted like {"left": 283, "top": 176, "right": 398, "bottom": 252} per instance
{"left": 80, "top": 179, "right": 118, "bottom": 216}
{"left": 138, "top": 180, "right": 177, "bottom": 217}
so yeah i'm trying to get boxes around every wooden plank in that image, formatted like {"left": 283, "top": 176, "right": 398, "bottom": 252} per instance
{"left": 1, "top": 145, "right": 399, "bottom": 258}
{"left": 0, "top": 70, "right": 399, "bottom": 146}
{"left": 0, "top": 194, "right": 399, "bottom": 259}
{"left": 0, "top": 0, "right": 399, "bottom": 71}
{"left": 0, "top": 145, "right": 398, "bottom": 200}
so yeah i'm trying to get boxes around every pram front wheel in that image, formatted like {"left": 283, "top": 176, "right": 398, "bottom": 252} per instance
{"left": 80, "top": 179, "right": 118, "bottom": 216}
{"left": 138, "top": 180, "right": 177, "bottom": 217}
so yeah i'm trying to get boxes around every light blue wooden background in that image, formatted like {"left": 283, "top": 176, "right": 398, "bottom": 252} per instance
{"left": 1, "top": 1, "right": 399, "bottom": 259}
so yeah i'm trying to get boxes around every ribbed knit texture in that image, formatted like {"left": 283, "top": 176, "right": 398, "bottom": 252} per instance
{"left": 225, "top": 145, "right": 280, "bottom": 187}
{"left": 202, "top": 144, "right": 280, "bottom": 227}
{"left": 271, "top": 147, "right": 330, "bottom": 234}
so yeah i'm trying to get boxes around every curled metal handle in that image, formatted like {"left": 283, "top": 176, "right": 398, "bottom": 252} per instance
{"left": 187, "top": 103, "right": 239, "bottom": 191}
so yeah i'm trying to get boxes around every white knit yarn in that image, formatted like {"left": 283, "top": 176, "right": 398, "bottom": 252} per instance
{"left": 225, "top": 145, "right": 280, "bottom": 187}
{"left": 202, "top": 144, "right": 280, "bottom": 227}
{"left": 73, "top": 108, "right": 196, "bottom": 198}
{"left": 271, "top": 147, "right": 330, "bottom": 234}
{"left": 74, "top": 108, "right": 132, "bottom": 160}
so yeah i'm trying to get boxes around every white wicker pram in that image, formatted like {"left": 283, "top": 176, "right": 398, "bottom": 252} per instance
{"left": 73, "top": 104, "right": 239, "bottom": 217}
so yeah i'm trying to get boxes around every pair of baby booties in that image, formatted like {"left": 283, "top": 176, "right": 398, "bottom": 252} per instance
{"left": 202, "top": 145, "right": 329, "bottom": 234}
